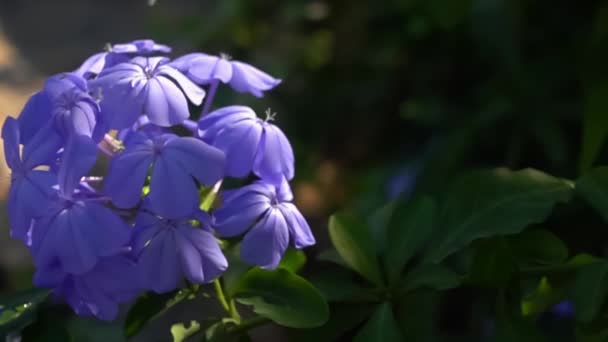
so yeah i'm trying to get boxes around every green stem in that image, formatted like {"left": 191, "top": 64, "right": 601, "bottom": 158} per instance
{"left": 214, "top": 279, "right": 231, "bottom": 314}
{"left": 228, "top": 299, "right": 241, "bottom": 323}
{"left": 234, "top": 316, "right": 270, "bottom": 333}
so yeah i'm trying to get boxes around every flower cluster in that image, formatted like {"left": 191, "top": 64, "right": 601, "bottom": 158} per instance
{"left": 2, "top": 39, "right": 314, "bottom": 320}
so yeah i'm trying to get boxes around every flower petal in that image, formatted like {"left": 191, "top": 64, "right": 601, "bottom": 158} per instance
{"left": 149, "top": 155, "right": 199, "bottom": 218}
{"left": 144, "top": 77, "right": 189, "bottom": 127}
{"left": 17, "top": 92, "right": 53, "bottom": 145}
{"left": 162, "top": 137, "right": 225, "bottom": 185}
{"left": 58, "top": 135, "right": 98, "bottom": 197}
{"left": 2, "top": 117, "right": 21, "bottom": 169}
{"left": 104, "top": 140, "right": 154, "bottom": 208}
{"left": 240, "top": 209, "right": 289, "bottom": 269}
{"left": 229, "top": 61, "right": 281, "bottom": 97}
{"left": 278, "top": 203, "right": 315, "bottom": 248}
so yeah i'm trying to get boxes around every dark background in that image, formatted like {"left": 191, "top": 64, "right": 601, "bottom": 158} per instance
{"left": 0, "top": 0, "right": 607, "bottom": 340}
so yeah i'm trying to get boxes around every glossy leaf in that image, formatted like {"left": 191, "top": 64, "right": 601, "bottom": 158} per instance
{"left": 308, "top": 266, "right": 378, "bottom": 303}
{"left": 353, "top": 302, "right": 403, "bottom": 342}
{"left": 401, "top": 263, "right": 461, "bottom": 293}
{"left": 278, "top": 248, "right": 306, "bottom": 273}
{"left": 0, "top": 288, "right": 51, "bottom": 335}
{"left": 571, "top": 260, "right": 608, "bottom": 322}
{"left": 328, "top": 213, "right": 383, "bottom": 285}
{"left": 425, "top": 168, "right": 573, "bottom": 263}
{"left": 384, "top": 196, "right": 436, "bottom": 284}
{"left": 124, "top": 288, "right": 197, "bottom": 338}
{"left": 232, "top": 268, "right": 329, "bottom": 328}
{"left": 509, "top": 229, "right": 569, "bottom": 267}
{"left": 577, "top": 167, "right": 608, "bottom": 222}
{"left": 579, "top": 85, "right": 608, "bottom": 173}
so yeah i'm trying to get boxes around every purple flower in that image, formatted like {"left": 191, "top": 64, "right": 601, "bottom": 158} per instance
{"left": 198, "top": 106, "right": 294, "bottom": 183}
{"left": 104, "top": 131, "right": 225, "bottom": 218}
{"left": 34, "top": 255, "right": 140, "bottom": 321}
{"left": 89, "top": 56, "right": 205, "bottom": 129}
{"left": 74, "top": 39, "right": 171, "bottom": 78}
{"left": 2, "top": 117, "right": 61, "bottom": 242}
{"left": 214, "top": 180, "right": 314, "bottom": 269}
{"left": 30, "top": 135, "right": 131, "bottom": 274}
{"left": 18, "top": 73, "right": 100, "bottom": 144}
{"left": 132, "top": 210, "right": 227, "bottom": 293}
{"left": 170, "top": 53, "right": 281, "bottom": 97}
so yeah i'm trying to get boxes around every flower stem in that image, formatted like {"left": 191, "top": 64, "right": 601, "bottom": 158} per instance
{"left": 214, "top": 278, "right": 231, "bottom": 314}
{"left": 201, "top": 80, "right": 219, "bottom": 116}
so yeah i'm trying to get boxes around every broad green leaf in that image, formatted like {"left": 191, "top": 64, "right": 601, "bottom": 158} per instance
{"left": 394, "top": 289, "right": 440, "bottom": 341}
{"left": 317, "top": 248, "right": 348, "bottom": 268}
{"left": 278, "top": 248, "right": 306, "bottom": 273}
{"left": 124, "top": 288, "right": 198, "bottom": 338}
{"left": 401, "top": 263, "right": 460, "bottom": 293}
{"left": 570, "top": 260, "right": 608, "bottom": 322}
{"left": 425, "top": 168, "right": 573, "bottom": 263}
{"left": 0, "top": 288, "right": 50, "bottom": 335}
{"left": 384, "top": 196, "right": 436, "bottom": 284}
{"left": 468, "top": 237, "right": 517, "bottom": 287}
{"left": 577, "top": 167, "right": 608, "bottom": 222}
{"left": 171, "top": 320, "right": 201, "bottom": 342}
{"left": 232, "top": 268, "right": 329, "bottom": 328}
{"left": 328, "top": 213, "right": 383, "bottom": 285}
{"left": 291, "top": 303, "right": 374, "bottom": 342}
{"left": 579, "top": 85, "right": 608, "bottom": 173}
{"left": 308, "top": 266, "right": 378, "bottom": 303}
{"left": 509, "top": 229, "right": 568, "bottom": 267}
{"left": 353, "top": 302, "right": 403, "bottom": 342}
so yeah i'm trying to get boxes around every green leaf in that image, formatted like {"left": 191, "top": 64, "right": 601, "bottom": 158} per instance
{"left": 278, "top": 248, "right": 306, "bottom": 273}
{"left": 308, "top": 266, "right": 378, "bottom": 303}
{"left": 509, "top": 229, "right": 568, "bottom": 267}
{"left": 328, "top": 213, "right": 383, "bottom": 285}
{"left": 577, "top": 167, "right": 608, "bottom": 222}
{"left": 579, "top": 85, "right": 608, "bottom": 173}
{"left": 232, "top": 268, "right": 329, "bottom": 328}
{"left": 425, "top": 168, "right": 573, "bottom": 263}
{"left": 317, "top": 248, "right": 348, "bottom": 268}
{"left": 468, "top": 237, "right": 517, "bottom": 287}
{"left": 570, "top": 260, "right": 608, "bottom": 322}
{"left": 353, "top": 302, "right": 403, "bottom": 342}
{"left": 401, "top": 264, "right": 461, "bottom": 293}
{"left": 384, "top": 196, "right": 436, "bottom": 284}
{"left": 124, "top": 288, "right": 198, "bottom": 338}
{"left": 171, "top": 320, "right": 201, "bottom": 342}
{"left": 0, "top": 288, "right": 51, "bottom": 335}
{"left": 291, "top": 303, "right": 374, "bottom": 342}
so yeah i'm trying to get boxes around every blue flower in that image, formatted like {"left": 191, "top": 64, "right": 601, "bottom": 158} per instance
{"left": 214, "top": 180, "right": 314, "bottom": 269}
{"left": 30, "top": 135, "right": 131, "bottom": 274}
{"left": 74, "top": 39, "right": 171, "bottom": 78}
{"left": 170, "top": 53, "right": 281, "bottom": 97}
{"left": 132, "top": 209, "right": 227, "bottom": 293}
{"left": 104, "top": 130, "right": 225, "bottom": 218}
{"left": 34, "top": 255, "right": 141, "bottom": 321}
{"left": 89, "top": 56, "right": 205, "bottom": 129}
{"left": 198, "top": 106, "right": 294, "bottom": 183}
{"left": 18, "top": 73, "right": 101, "bottom": 145}
{"left": 2, "top": 117, "right": 61, "bottom": 243}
